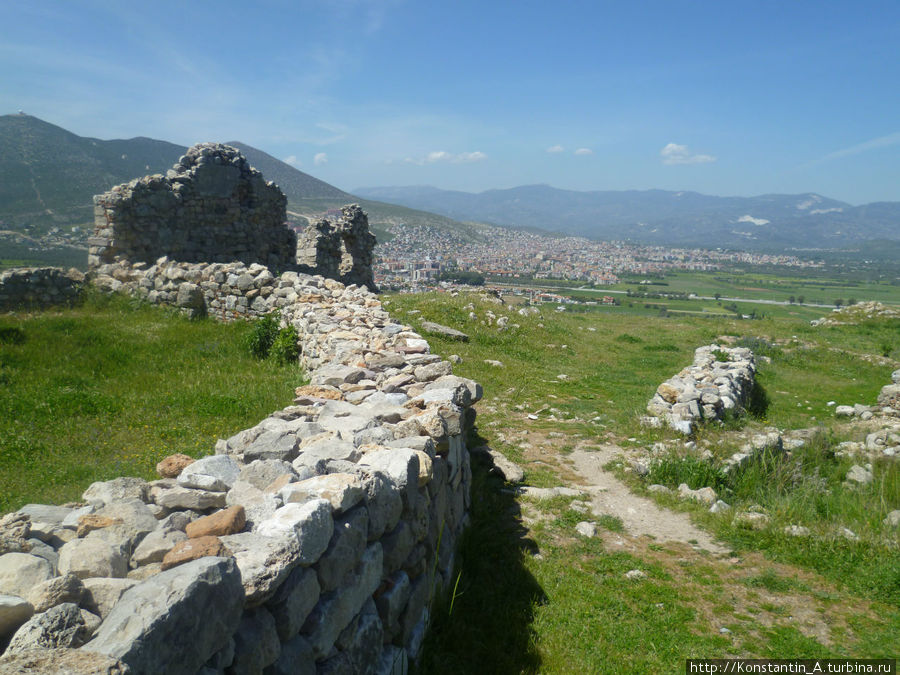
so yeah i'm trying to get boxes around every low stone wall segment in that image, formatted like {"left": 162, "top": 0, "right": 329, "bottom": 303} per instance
{"left": 645, "top": 344, "right": 757, "bottom": 434}
{"left": 0, "top": 264, "right": 481, "bottom": 674}
{"left": 0, "top": 268, "right": 85, "bottom": 312}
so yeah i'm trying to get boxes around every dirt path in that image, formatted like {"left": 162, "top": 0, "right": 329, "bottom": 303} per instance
{"left": 566, "top": 444, "right": 728, "bottom": 554}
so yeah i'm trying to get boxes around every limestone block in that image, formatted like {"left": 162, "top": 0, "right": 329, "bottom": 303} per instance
{"left": 237, "top": 459, "right": 297, "bottom": 490}
{"left": 152, "top": 484, "right": 227, "bottom": 511}
{"left": 228, "top": 606, "right": 281, "bottom": 675}
{"left": 0, "top": 594, "right": 33, "bottom": 637}
{"left": 359, "top": 448, "right": 419, "bottom": 508}
{"left": 6, "top": 603, "right": 88, "bottom": 653}
{"left": 26, "top": 574, "right": 85, "bottom": 614}
{"left": 177, "top": 455, "right": 241, "bottom": 492}
{"left": 243, "top": 430, "right": 300, "bottom": 462}
{"left": 218, "top": 531, "right": 302, "bottom": 607}
{"left": 131, "top": 527, "right": 187, "bottom": 566}
{"left": 82, "top": 477, "right": 149, "bottom": 507}
{"left": 374, "top": 570, "right": 411, "bottom": 642}
{"left": 81, "top": 577, "right": 138, "bottom": 619}
{"left": 302, "top": 542, "right": 384, "bottom": 659}
{"left": 280, "top": 473, "right": 364, "bottom": 514}
{"left": 267, "top": 565, "right": 321, "bottom": 642}
{"left": 266, "top": 633, "right": 316, "bottom": 675}
{"left": 316, "top": 507, "right": 369, "bottom": 593}
{"left": 0, "top": 553, "right": 55, "bottom": 598}
{"left": 84, "top": 557, "right": 244, "bottom": 675}
{"left": 255, "top": 500, "right": 333, "bottom": 566}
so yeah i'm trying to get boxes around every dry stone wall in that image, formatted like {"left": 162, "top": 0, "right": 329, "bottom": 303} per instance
{"left": 645, "top": 344, "right": 757, "bottom": 434}
{"left": 88, "top": 144, "right": 295, "bottom": 271}
{"left": 0, "top": 265, "right": 480, "bottom": 674}
{"left": 296, "top": 205, "right": 378, "bottom": 293}
{"left": 0, "top": 268, "right": 85, "bottom": 312}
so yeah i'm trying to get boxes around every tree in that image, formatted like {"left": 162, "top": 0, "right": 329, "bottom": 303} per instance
{"left": 797, "top": 295, "right": 805, "bottom": 304}
{"left": 788, "top": 295, "right": 795, "bottom": 304}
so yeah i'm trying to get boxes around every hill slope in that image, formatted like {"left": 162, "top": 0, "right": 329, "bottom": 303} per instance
{"left": 355, "top": 184, "right": 900, "bottom": 252}
{"left": 0, "top": 114, "right": 480, "bottom": 253}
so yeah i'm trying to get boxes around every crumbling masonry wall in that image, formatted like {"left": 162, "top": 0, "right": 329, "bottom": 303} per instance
{"left": 88, "top": 143, "right": 295, "bottom": 271}
{"left": 296, "top": 204, "right": 378, "bottom": 292}
{"left": 0, "top": 265, "right": 478, "bottom": 674}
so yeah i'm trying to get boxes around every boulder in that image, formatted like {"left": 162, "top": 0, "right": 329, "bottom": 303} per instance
{"left": 185, "top": 505, "right": 246, "bottom": 539}
{"left": 156, "top": 454, "right": 195, "bottom": 478}
{"left": 82, "top": 478, "right": 149, "bottom": 508}
{"left": 58, "top": 537, "right": 128, "bottom": 579}
{"left": 255, "top": 500, "right": 333, "bottom": 566}
{"left": 177, "top": 455, "right": 241, "bottom": 492}
{"left": 279, "top": 474, "right": 364, "bottom": 514}
{"left": 81, "top": 578, "right": 139, "bottom": 619}
{"left": 84, "top": 557, "right": 243, "bottom": 675}
{"left": 131, "top": 528, "right": 188, "bottom": 566}
{"left": 420, "top": 321, "right": 468, "bottom": 342}
{"left": 218, "top": 532, "right": 302, "bottom": 607}
{"left": 228, "top": 606, "right": 281, "bottom": 675}
{"left": 160, "top": 536, "right": 228, "bottom": 571}
{"left": 26, "top": 573, "right": 85, "bottom": 613}
{"left": 0, "top": 553, "right": 55, "bottom": 598}
{"left": 266, "top": 566, "right": 320, "bottom": 642}
{"left": 6, "top": 602, "right": 88, "bottom": 652}
{"left": 0, "top": 594, "right": 33, "bottom": 637}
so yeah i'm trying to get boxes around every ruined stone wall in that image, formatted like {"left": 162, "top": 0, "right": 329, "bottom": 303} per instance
{"left": 645, "top": 344, "right": 757, "bottom": 434}
{"left": 0, "top": 264, "right": 479, "bottom": 674}
{"left": 296, "top": 205, "right": 378, "bottom": 292}
{"left": 0, "top": 267, "right": 85, "bottom": 312}
{"left": 88, "top": 144, "right": 295, "bottom": 271}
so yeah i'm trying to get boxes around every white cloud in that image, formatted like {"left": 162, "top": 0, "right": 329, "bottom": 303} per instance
{"left": 456, "top": 151, "right": 487, "bottom": 163}
{"left": 737, "top": 215, "right": 770, "bottom": 226}
{"left": 574, "top": 148, "right": 593, "bottom": 156}
{"left": 660, "top": 143, "right": 716, "bottom": 165}
{"left": 405, "top": 150, "right": 488, "bottom": 165}
{"left": 547, "top": 144, "right": 564, "bottom": 153}
{"left": 821, "top": 131, "right": 900, "bottom": 161}
{"left": 314, "top": 152, "right": 328, "bottom": 166}
{"left": 283, "top": 155, "right": 300, "bottom": 166}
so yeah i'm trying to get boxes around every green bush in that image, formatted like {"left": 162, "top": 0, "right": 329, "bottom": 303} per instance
{"left": 244, "top": 313, "right": 280, "bottom": 359}
{"left": 650, "top": 455, "right": 731, "bottom": 493}
{"left": 270, "top": 325, "right": 300, "bottom": 364}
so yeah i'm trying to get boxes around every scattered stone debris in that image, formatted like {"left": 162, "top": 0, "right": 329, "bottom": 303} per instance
{"left": 420, "top": 321, "right": 469, "bottom": 342}
{"left": 810, "top": 301, "right": 900, "bottom": 326}
{"left": 575, "top": 522, "right": 597, "bottom": 538}
{"left": 624, "top": 569, "right": 646, "bottom": 580}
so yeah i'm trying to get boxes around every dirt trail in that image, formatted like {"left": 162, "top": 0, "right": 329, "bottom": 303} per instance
{"left": 566, "top": 444, "right": 728, "bottom": 554}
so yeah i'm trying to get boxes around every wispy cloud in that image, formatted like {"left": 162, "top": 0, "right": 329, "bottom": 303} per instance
{"left": 547, "top": 144, "right": 565, "bottom": 153}
{"left": 405, "top": 150, "right": 488, "bottom": 165}
{"left": 660, "top": 143, "right": 716, "bottom": 165}
{"left": 821, "top": 131, "right": 900, "bottom": 161}
{"left": 574, "top": 147, "right": 593, "bottom": 156}
{"left": 314, "top": 152, "right": 328, "bottom": 165}
{"left": 284, "top": 155, "right": 300, "bottom": 166}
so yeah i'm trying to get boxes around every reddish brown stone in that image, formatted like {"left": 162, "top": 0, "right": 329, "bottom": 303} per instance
{"left": 156, "top": 453, "right": 195, "bottom": 479}
{"left": 293, "top": 385, "right": 343, "bottom": 401}
{"left": 160, "top": 536, "right": 228, "bottom": 571}
{"left": 185, "top": 505, "right": 246, "bottom": 539}
{"left": 76, "top": 515, "right": 123, "bottom": 538}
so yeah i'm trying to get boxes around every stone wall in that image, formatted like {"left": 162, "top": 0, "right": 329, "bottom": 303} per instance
{"left": 296, "top": 205, "right": 378, "bottom": 293}
{"left": 0, "top": 265, "right": 480, "bottom": 674}
{"left": 88, "top": 144, "right": 295, "bottom": 271}
{"left": 0, "top": 267, "right": 85, "bottom": 312}
{"left": 645, "top": 344, "right": 757, "bottom": 434}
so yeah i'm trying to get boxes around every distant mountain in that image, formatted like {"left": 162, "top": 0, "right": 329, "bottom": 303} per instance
{"left": 0, "top": 114, "right": 183, "bottom": 230}
{"left": 0, "top": 114, "right": 475, "bottom": 246}
{"left": 355, "top": 184, "right": 900, "bottom": 252}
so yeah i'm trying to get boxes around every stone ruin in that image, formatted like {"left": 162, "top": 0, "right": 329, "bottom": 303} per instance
{"left": 89, "top": 143, "right": 296, "bottom": 272}
{"left": 645, "top": 344, "right": 757, "bottom": 434}
{"left": 296, "top": 205, "right": 378, "bottom": 293}
{"left": 86, "top": 143, "right": 378, "bottom": 292}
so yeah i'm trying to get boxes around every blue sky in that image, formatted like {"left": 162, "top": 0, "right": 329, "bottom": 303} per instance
{"left": 2, "top": 0, "right": 898, "bottom": 204}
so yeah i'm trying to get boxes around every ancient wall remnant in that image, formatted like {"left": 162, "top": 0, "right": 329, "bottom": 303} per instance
{"left": 645, "top": 344, "right": 757, "bottom": 434}
{"left": 0, "top": 265, "right": 479, "bottom": 672}
{"left": 0, "top": 267, "right": 85, "bottom": 311}
{"left": 88, "top": 143, "right": 295, "bottom": 271}
{"left": 296, "top": 204, "right": 378, "bottom": 292}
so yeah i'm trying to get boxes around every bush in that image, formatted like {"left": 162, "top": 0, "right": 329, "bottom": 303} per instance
{"left": 270, "top": 326, "right": 300, "bottom": 364}
{"left": 649, "top": 455, "right": 730, "bottom": 493}
{"left": 244, "top": 313, "right": 280, "bottom": 359}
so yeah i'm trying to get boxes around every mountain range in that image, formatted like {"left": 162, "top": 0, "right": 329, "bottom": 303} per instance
{"left": 0, "top": 114, "right": 474, "bottom": 243}
{"left": 2, "top": 113, "right": 898, "bottom": 258}
{"left": 354, "top": 185, "right": 900, "bottom": 252}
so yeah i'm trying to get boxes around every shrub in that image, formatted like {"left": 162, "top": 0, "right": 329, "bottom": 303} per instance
{"left": 270, "top": 325, "right": 300, "bottom": 364}
{"left": 244, "top": 312, "right": 280, "bottom": 359}
{"left": 649, "top": 455, "right": 730, "bottom": 493}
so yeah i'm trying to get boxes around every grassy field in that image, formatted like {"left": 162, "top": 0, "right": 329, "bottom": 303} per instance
{"left": 2, "top": 284, "right": 897, "bottom": 672}
{"left": 386, "top": 290, "right": 900, "bottom": 672}
{"left": 0, "top": 291, "right": 305, "bottom": 512}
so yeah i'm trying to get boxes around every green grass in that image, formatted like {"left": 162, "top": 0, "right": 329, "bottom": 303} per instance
{"left": 0, "top": 291, "right": 304, "bottom": 511}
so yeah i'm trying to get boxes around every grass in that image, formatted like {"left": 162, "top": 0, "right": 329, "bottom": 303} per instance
{"left": 389, "top": 289, "right": 900, "bottom": 671}
{"left": 0, "top": 290, "right": 304, "bottom": 511}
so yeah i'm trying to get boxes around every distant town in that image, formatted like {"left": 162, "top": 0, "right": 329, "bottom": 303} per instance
{"left": 372, "top": 222, "right": 823, "bottom": 290}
